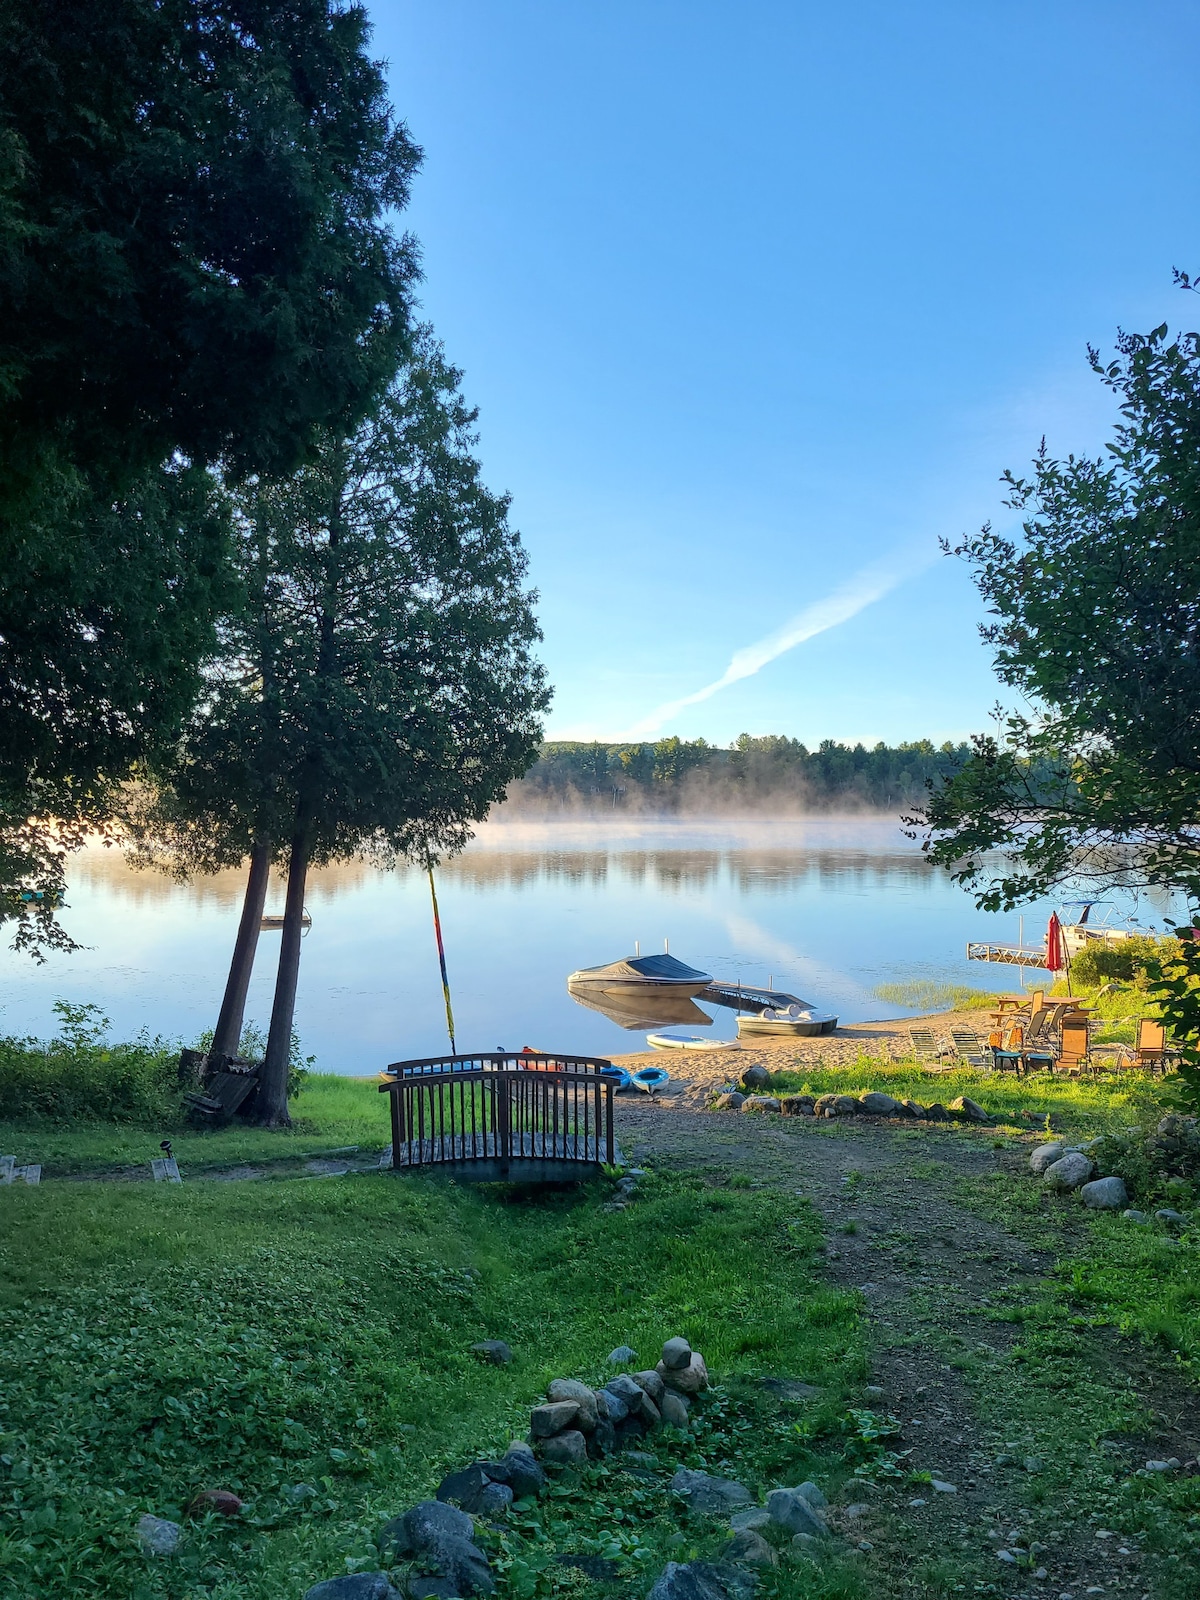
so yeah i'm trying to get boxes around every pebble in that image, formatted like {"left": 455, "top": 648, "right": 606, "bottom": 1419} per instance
{"left": 1034, "top": 1569, "right": 1048, "bottom": 1580}
{"left": 997, "top": 1550, "right": 1018, "bottom": 1564}
{"left": 908, "top": 1498, "right": 927, "bottom": 1508}
{"left": 1145, "top": 1457, "right": 1180, "bottom": 1472}
{"left": 930, "top": 1480, "right": 957, "bottom": 1494}
{"left": 1024, "top": 1456, "right": 1044, "bottom": 1474}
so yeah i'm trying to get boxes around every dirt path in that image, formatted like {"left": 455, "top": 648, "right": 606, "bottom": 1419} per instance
{"left": 614, "top": 1098, "right": 1199, "bottom": 1599}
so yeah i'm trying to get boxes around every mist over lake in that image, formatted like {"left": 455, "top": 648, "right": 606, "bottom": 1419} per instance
{"left": 0, "top": 818, "right": 1173, "bottom": 1072}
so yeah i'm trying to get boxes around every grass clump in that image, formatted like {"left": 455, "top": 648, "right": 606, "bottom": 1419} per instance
{"left": 872, "top": 981, "right": 998, "bottom": 1013}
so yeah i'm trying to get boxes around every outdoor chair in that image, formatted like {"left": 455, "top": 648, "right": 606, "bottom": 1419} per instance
{"left": 989, "top": 1022, "right": 1025, "bottom": 1077}
{"left": 909, "top": 1028, "right": 941, "bottom": 1062}
{"left": 1056, "top": 1018, "right": 1092, "bottom": 1077}
{"left": 1123, "top": 1017, "right": 1171, "bottom": 1075}
{"left": 950, "top": 1027, "right": 989, "bottom": 1069}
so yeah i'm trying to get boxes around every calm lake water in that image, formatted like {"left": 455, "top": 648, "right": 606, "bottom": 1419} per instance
{"left": 0, "top": 818, "right": 1176, "bottom": 1072}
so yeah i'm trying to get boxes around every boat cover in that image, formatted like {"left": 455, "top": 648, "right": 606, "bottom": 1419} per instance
{"left": 568, "top": 953, "right": 712, "bottom": 988}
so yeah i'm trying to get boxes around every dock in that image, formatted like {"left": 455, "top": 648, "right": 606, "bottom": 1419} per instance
{"left": 966, "top": 942, "right": 1049, "bottom": 968}
{"left": 700, "top": 980, "right": 808, "bottom": 1014}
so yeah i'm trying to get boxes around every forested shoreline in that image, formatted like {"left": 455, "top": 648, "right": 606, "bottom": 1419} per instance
{"left": 503, "top": 733, "right": 973, "bottom": 813}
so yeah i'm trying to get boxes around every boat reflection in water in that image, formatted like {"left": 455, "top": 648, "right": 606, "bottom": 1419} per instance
{"left": 565, "top": 982, "right": 716, "bottom": 1032}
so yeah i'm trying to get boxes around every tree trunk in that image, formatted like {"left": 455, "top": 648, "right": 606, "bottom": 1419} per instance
{"left": 210, "top": 841, "right": 272, "bottom": 1064}
{"left": 257, "top": 821, "right": 312, "bottom": 1127}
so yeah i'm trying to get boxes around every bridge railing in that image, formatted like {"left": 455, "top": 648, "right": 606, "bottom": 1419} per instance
{"left": 378, "top": 1053, "right": 616, "bottom": 1176}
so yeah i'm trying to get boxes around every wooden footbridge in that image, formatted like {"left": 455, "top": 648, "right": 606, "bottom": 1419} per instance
{"left": 379, "top": 1052, "right": 619, "bottom": 1182}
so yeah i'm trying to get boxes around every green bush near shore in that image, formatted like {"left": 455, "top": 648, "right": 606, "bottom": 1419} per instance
{"left": 0, "top": 1003, "right": 181, "bottom": 1125}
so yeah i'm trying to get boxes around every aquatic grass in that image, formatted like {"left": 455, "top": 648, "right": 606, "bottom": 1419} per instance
{"left": 871, "top": 981, "right": 1000, "bottom": 1012}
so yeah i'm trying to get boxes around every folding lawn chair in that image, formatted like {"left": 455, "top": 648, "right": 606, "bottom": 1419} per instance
{"left": 950, "top": 1027, "right": 990, "bottom": 1069}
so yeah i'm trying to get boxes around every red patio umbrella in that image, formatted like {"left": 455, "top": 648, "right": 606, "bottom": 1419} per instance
{"left": 1045, "top": 912, "right": 1066, "bottom": 973}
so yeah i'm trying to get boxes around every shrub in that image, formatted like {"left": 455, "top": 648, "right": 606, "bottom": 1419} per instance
{"left": 0, "top": 1003, "right": 181, "bottom": 1124}
{"left": 1070, "top": 933, "right": 1179, "bottom": 989}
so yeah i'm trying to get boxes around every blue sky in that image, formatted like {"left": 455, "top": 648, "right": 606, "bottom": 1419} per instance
{"left": 377, "top": 1, "right": 1200, "bottom": 747}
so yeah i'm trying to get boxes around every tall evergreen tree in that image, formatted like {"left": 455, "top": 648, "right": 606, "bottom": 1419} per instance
{"left": 132, "top": 333, "right": 550, "bottom": 1122}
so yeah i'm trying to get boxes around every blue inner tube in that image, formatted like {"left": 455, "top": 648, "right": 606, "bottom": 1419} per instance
{"left": 631, "top": 1066, "right": 670, "bottom": 1095}
{"left": 600, "top": 1065, "right": 632, "bottom": 1090}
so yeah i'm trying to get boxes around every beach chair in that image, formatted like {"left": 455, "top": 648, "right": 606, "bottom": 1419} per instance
{"left": 950, "top": 1027, "right": 989, "bottom": 1069}
{"left": 909, "top": 1028, "right": 941, "bottom": 1062}
{"left": 1056, "top": 1017, "right": 1091, "bottom": 1077}
{"left": 1126, "top": 1017, "right": 1170, "bottom": 1074}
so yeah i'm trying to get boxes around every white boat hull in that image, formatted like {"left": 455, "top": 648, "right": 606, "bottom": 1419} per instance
{"left": 736, "top": 1011, "right": 838, "bottom": 1038}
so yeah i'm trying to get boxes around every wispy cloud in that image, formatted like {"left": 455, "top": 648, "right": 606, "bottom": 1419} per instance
{"left": 619, "top": 552, "right": 929, "bottom": 739}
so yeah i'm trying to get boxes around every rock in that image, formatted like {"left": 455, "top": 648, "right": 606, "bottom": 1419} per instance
{"left": 647, "top": 1559, "right": 759, "bottom": 1600}
{"left": 900, "top": 1099, "right": 926, "bottom": 1118}
{"left": 304, "top": 1578, "right": 403, "bottom": 1600}
{"left": 791, "top": 1533, "right": 818, "bottom": 1552}
{"left": 760, "top": 1377, "right": 819, "bottom": 1401}
{"left": 863, "top": 1385, "right": 886, "bottom": 1401}
{"left": 779, "top": 1094, "right": 816, "bottom": 1115}
{"left": 1124, "top": 1208, "right": 1149, "bottom": 1223}
{"left": 1081, "top": 1176, "right": 1128, "bottom": 1210}
{"left": 741, "top": 1096, "right": 781, "bottom": 1114}
{"left": 765, "top": 1487, "right": 828, "bottom": 1538}
{"left": 948, "top": 1095, "right": 990, "bottom": 1123}
{"left": 588, "top": 1419, "right": 617, "bottom": 1457}
{"left": 924, "top": 1103, "right": 949, "bottom": 1121}
{"left": 437, "top": 1464, "right": 492, "bottom": 1510}
{"left": 640, "top": 1393, "right": 662, "bottom": 1428}
{"left": 600, "top": 1388, "right": 630, "bottom": 1425}
{"left": 1145, "top": 1458, "right": 1180, "bottom": 1472}
{"left": 713, "top": 1092, "right": 746, "bottom": 1111}
{"left": 792, "top": 1481, "right": 826, "bottom": 1509}
{"left": 470, "top": 1340, "right": 512, "bottom": 1367}
{"left": 480, "top": 1447, "right": 546, "bottom": 1499}
{"left": 741, "top": 1064, "right": 771, "bottom": 1090}
{"left": 658, "top": 1351, "right": 709, "bottom": 1394}
{"left": 1029, "top": 1141, "right": 1066, "bottom": 1175}
{"left": 930, "top": 1480, "right": 957, "bottom": 1494}
{"left": 475, "top": 1482, "right": 514, "bottom": 1517}
{"left": 661, "top": 1336, "right": 693, "bottom": 1369}
{"left": 1023, "top": 1456, "right": 1044, "bottom": 1474}
{"left": 660, "top": 1391, "right": 691, "bottom": 1429}
{"left": 1043, "top": 1152, "right": 1095, "bottom": 1191}
{"left": 623, "top": 1449, "right": 659, "bottom": 1467}
{"left": 1155, "top": 1208, "right": 1190, "bottom": 1227}
{"left": 670, "top": 1468, "right": 753, "bottom": 1513}
{"left": 843, "top": 1503, "right": 871, "bottom": 1520}
{"left": 608, "top": 1345, "right": 637, "bottom": 1364}
{"left": 547, "top": 1379, "right": 599, "bottom": 1432}
{"left": 634, "top": 1369, "right": 666, "bottom": 1405}
{"left": 136, "top": 1514, "right": 182, "bottom": 1556}
{"left": 813, "top": 1093, "right": 839, "bottom": 1115}
{"left": 729, "top": 1508, "right": 772, "bottom": 1532}
{"left": 379, "top": 1501, "right": 475, "bottom": 1559}
{"left": 540, "top": 1429, "right": 588, "bottom": 1466}
{"left": 187, "top": 1489, "right": 243, "bottom": 1517}
{"left": 995, "top": 1550, "right": 1018, "bottom": 1565}
{"left": 407, "top": 1533, "right": 496, "bottom": 1600}
{"left": 605, "top": 1372, "right": 648, "bottom": 1412}
{"left": 722, "top": 1530, "right": 778, "bottom": 1568}
{"left": 859, "top": 1092, "right": 902, "bottom": 1116}
{"left": 832, "top": 1094, "right": 859, "bottom": 1116}
{"left": 531, "top": 1399, "right": 580, "bottom": 1437}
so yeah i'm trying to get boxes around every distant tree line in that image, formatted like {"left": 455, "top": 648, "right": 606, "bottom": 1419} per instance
{"left": 510, "top": 734, "right": 974, "bottom": 812}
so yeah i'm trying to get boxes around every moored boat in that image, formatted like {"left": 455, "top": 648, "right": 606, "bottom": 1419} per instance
{"left": 567, "top": 952, "right": 712, "bottom": 996}
{"left": 736, "top": 1005, "right": 838, "bottom": 1038}
{"left": 646, "top": 1032, "right": 738, "bottom": 1052}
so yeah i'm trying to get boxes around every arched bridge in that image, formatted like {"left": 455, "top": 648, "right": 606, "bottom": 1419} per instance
{"left": 379, "top": 1053, "right": 620, "bottom": 1182}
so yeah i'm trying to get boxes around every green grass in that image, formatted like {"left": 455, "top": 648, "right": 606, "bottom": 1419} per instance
{"left": 757, "top": 1056, "right": 1169, "bottom": 1135}
{"left": 0, "top": 1160, "right": 867, "bottom": 1600}
{"left": 0, "top": 1073, "right": 392, "bottom": 1173}
{"left": 871, "top": 981, "right": 1000, "bottom": 1012}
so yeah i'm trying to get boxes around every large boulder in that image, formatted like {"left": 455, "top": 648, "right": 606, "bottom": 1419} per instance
{"left": 765, "top": 1487, "right": 828, "bottom": 1539}
{"left": 779, "top": 1095, "right": 815, "bottom": 1116}
{"left": 660, "top": 1391, "right": 691, "bottom": 1429}
{"left": 661, "top": 1337, "right": 693, "bottom": 1370}
{"left": 485, "top": 1443, "right": 546, "bottom": 1499}
{"left": 633, "top": 1370, "right": 666, "bottom": 1405}
{"left": 136, "top": 1514, "right": 182, "bottom": 1556}
{"left": 436, "top": 1465, "right": 492, "bottom": 1511}
{"left": 547, "top": 1379, "right": 598, "bottom": 1432}
{"left": 657, "top": 1351, "right": 709, "bottom": 1395}
{"left": 722, "top": 1530, "right": 778, "bottom": 1568}
{"left": 379, "top": 1501, "right": 474, "bottom": 1559}
{"left": 741, "top": 1065, "right": 771, "bottom": 1090}
{"left": 1080, "top": 1175, "right": 1128, "bottom": 1210}
{"left": 741, "top": 1096, "right": 781, "bottom": 1114}
{"left": 1029, "top": 1142, "right": 1065, "bottom": 1175}
{"left": 378, "top": 1502, "right": 495, "bottom": 1599}
{"left": 540, "top": 1429, "right": 588, "bottom": 1466}
{"left": 1043, "top": 1152, "right": 1095, "bottom": 1191}
{"left": 713, "top": 1092, "right": 745, "bottom": 1111}
{"left": 530, "top": 1400, "right": 580, "bottom": 1437}
{"left": 859, "top": 1092, "right": 902, "bottom": 1117}
{"left": 948, "top": 1096, "right": 990, "bottom": 1123}
{"left": 669, "top": 1468, "right": 753, "bottom": 1514}
{"left": 647, "top": 1560, "right": 758, "bottom": 1600}
{"left": 470, "top": 1340, "right": 512, "bottom": 1366}
{"left": 304, "top": 1578, "right": 403, "bottom": 1600}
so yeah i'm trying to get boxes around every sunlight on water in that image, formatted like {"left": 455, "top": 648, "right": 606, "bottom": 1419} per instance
{"left": 0, "top": 818, "right": 1173, "bottom": 1072}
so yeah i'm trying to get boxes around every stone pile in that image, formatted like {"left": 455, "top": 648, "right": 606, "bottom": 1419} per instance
{"left": 1028, "top": 1139, "right": 1132, "bottom": 1210}
{"left": 711, "top": 1080, "right": 993, "bottom": 1125}
{"left": 530, "top": 1336, "right": 705, "bottom": 1463}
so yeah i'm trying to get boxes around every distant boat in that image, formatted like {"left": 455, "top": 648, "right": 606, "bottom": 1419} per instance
{"left": 736, "top": 1005, "right": 838, "bottom": 1038}
{"left": 567, "top": 952, "right": 712, "bottom": 996}
{"left": 646, "top": 1032, "right": 738, "bottom": 1052}
{"left": 260, "top": 910, "right": 312, "bottom": 932}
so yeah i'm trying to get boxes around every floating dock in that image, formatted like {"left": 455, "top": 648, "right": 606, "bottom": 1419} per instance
{"left": 966, "top": 942, "right": 1049, "bottom": 968}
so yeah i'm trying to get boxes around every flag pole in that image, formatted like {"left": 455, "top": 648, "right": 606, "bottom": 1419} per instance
{"left": 427, "top": 866, "right": 456, "bottom": 1054}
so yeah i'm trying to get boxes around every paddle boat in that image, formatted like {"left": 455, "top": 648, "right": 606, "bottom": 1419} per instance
{"left": 646, "top": 1032, "right": 738, "bottom": 1052}
{"left": 736, "top": 1004, "right": 838, "bottom": 1038}
{"left": 631, "top": 1065, "right": 670, "bottom": 1095}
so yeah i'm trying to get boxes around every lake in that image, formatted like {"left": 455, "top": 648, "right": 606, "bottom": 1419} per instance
{"left": 0, "top": 818, "right": 1175, "bottom": 1071}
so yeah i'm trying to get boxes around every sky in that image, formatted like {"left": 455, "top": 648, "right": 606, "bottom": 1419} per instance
{"left": 375, "top": 1, "right": 1200, "bottom": 748}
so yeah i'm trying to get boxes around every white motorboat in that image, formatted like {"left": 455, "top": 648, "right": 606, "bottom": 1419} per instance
{"left": 567, "top": 952, "right": 713, "bottom": 996}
